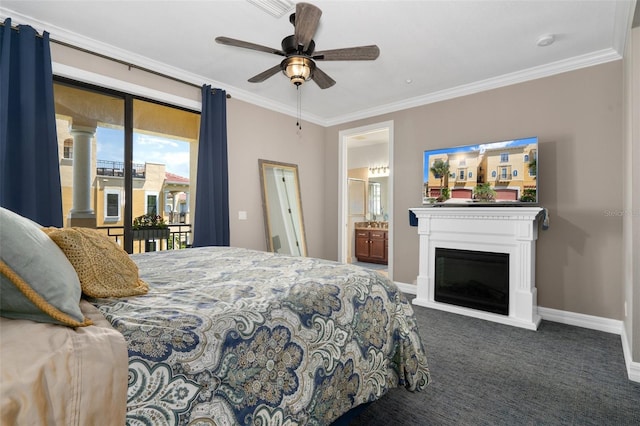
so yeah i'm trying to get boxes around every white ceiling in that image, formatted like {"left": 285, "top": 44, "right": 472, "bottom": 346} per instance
{"left": 0, "top": 1, "right": 635, "bottom": 127}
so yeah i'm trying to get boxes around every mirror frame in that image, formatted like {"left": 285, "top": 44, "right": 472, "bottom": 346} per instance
{"left": 258, "top": 159, "right": 308, "bottom": 256}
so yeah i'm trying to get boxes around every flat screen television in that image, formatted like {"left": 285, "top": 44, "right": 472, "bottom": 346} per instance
{"left": 422, "top": 136, "right": 538, "bottom": 206}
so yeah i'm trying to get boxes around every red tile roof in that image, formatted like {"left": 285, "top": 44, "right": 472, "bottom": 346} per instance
{"left": 165, "top": 172, "right": 189, "bottom": 184}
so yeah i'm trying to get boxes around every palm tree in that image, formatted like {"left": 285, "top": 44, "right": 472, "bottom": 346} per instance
{"left": 430, "top": 159, "right": 450, "bottom": 200}
{"left": 528, "top": 158, "right": 537, "bottom": 176}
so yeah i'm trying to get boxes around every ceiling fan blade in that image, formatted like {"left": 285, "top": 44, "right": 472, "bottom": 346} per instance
{"left": 313, "top": 45, "right": 380, "bottom": 61}
{"left": 294, "top": 2, "right": 322, "bottom": 51}
{"left": 312, "top": 67, "right": 336, "bottom": 89}
{"left": 248, "top": 64, "right": 283, "bottom": 83}
{"left": 215, "top": 36, "right": 285, "bottom": 56}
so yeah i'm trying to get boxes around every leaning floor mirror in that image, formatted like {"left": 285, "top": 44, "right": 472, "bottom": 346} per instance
{"left": 258, "top": 159, "right": 307, "bottom": 256}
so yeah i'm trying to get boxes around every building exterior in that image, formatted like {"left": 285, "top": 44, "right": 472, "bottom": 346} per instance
{"left": 55, "top": 117, "right": 191, "bottom": 252}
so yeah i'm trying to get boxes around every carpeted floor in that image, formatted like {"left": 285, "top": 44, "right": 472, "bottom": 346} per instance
{"left": 348, "top": 300, "right": 640, "bottom": 425}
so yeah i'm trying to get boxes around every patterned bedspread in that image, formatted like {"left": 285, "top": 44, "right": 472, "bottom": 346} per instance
{"left": 90, "top": 247, "right": 430, "bottom": 426}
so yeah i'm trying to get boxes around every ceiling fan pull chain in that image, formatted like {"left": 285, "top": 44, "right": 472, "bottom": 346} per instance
{"left": 296, "top": 85, "right": 302, "bottom": 131}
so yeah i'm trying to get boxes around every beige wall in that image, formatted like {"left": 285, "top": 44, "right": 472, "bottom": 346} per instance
{"left": 225, "top": 99, "right": 326, "bottom": 258}
{"left": 326, "top": 61, "right": 625, "bottom": 321}
{"left": 623, "top": 26, "right": 640, "bottom": 364}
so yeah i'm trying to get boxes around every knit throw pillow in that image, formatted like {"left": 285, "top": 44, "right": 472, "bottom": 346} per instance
{"left": 44, "top": 227, "right": 149, "bottom": 298}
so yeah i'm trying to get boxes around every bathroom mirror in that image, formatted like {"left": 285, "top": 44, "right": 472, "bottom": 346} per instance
{"left": 368, "top": 177, "right": 388, "bottom": 221}
{"left": 259, "top": 159, "right": 307, "bottom": 256}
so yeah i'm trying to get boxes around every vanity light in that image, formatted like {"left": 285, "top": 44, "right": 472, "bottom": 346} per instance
{"left": 368, "top": 165, "right": 390, "bottom": 177}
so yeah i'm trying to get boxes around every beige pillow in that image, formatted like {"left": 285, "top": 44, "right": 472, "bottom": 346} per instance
{"left": 44, "top": 227, "right": 149, "bottom": 298}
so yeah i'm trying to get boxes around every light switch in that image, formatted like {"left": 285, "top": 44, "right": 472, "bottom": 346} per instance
{"left": 238, "top": 211, "right": 247, "bottom": 220}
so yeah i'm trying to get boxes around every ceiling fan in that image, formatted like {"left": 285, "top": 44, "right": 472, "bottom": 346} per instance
{"left": 215, "top": 2, "right": 380, "bottom": 89}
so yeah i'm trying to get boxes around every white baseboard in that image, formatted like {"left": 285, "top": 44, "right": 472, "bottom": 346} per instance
{"left": 395, "top": 281, "right": 416, "bottom": 295}
{"left": 628, "top": 357, "right": 640, "bottom": 383}
{"left": 621, "top": 327, "right": 640, "bottom": 383}
{"left": 537, "top": 306, "right": 623, "bottom": 334}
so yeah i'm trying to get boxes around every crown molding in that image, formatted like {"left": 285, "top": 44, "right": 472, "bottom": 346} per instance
{"left": 324, "top": 48, "right": 622, "bottom": 127}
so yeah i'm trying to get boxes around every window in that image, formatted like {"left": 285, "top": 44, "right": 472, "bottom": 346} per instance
{"left": 513, "top": 170, "right": 518, "bottom": 177}
{"left": 146, "top": 192, "right": 159, "bottom": 215}
{"left": 63, "top": 138, "right": 73, "bottom": 159}
{"left": 500, "top": 167, "right": 509, "bottom": 179}
{"left": 104, "top": 189, "right": 121, "bottom": 222}
{"left": 368, "top": 182, "right": 382, "bottom": 217}
{"left": 500, "top": 153, "right": 509, "bottom": 162}
{"left": 458, "top": 169, "right": 466, "bottom": 180}
{"left": 524, "top": 154, "right": 529, "bottom": 162}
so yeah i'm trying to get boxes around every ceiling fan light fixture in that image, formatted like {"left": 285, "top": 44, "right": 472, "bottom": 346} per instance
{"left": 283, "top": 56, "right": 315, "bottom": 86}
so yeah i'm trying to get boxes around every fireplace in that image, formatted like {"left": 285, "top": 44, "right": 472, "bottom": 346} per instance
{"left": 435, "top": 248, "right": 509, "bottom": 315}
{"left": 410, "top": 206, "right": 544, "bottom": 330}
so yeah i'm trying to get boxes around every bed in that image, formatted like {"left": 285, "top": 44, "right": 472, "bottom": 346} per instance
{"left": 0, "top": 207, "right": 430, "bottom": 425}
{"left": 91, "top": 247, "right": 430, "bottom": 425}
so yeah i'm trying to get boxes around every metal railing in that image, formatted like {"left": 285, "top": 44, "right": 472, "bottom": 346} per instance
{"left": 98, "top": 224, "right": 192, "bottom": 253}
{"left": 96, "top": 160, "right": 146, "bottom": 179}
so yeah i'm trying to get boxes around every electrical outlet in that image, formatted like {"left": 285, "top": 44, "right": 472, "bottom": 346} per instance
{"left": 238, "top": 211, "right": 247, "bottom": 220}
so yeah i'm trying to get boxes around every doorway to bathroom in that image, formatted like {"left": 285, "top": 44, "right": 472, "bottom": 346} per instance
{"left": 338, "top": 121, "right": 393, "bottom": 279}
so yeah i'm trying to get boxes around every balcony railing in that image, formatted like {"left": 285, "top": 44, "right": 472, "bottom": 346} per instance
{"left": 97, "top": 160, "right": 146, "bottom": 179}
{"left": 98, "top": 223, "right": 192, "bottom": 253}
{"left": 496, "top": 174, "right": 513, "bottom": 181}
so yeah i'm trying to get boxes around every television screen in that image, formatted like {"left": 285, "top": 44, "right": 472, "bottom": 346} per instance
{"left": 423, "top": 136, "right": 538, "bottom": 205}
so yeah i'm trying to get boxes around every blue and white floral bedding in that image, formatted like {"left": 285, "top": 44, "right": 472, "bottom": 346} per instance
{"left": 90, "top": 247, "right": 430, "bottom": 426}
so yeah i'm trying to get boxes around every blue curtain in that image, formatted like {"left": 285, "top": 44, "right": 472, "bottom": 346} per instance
{"left": 192, "top": 85, "right": 230, "bottom": 247}
{"left": 0, "top": 18, "right": 62, "bottom": 227}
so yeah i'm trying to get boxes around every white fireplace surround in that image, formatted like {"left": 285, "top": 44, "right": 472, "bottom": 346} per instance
{"left": 410, "top": 206, "right": 545, "bottom": 330}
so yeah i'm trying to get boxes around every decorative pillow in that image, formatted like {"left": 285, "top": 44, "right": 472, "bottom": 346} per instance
{"left": 0, "top": 207, "right": 91, "bottom": 327}
{"left": 43, "top": 227, "right": 149, "bottom": 298}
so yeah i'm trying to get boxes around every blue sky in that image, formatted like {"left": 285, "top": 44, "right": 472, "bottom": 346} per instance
{"left": 96, "top": 127, "right": 190, "bottom": 178}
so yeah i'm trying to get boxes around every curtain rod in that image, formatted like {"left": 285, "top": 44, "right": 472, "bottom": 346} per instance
{"left": 1, "top": 21, "right": 231, "bottom": 98}
{"left": 51, "top": 39, "right": 232, "bottom": 99}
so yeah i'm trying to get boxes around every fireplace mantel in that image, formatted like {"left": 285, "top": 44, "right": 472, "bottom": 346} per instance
{"left": 410, "top": 206, "right": 544, "bottom": 330}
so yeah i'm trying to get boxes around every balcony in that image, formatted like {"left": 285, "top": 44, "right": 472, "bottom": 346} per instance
{"left": 496, "top": 174, "right": 513, "bottom": 181}
{"left": 98, "top": 223, "right": 192, "bottom": 253}
{"left": 97, "top": 160, "right": 146, "bottom": 179}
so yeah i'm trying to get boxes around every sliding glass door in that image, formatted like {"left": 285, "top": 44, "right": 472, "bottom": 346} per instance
{"left": 53, "top": 77, "right": 199, "bottom": 253}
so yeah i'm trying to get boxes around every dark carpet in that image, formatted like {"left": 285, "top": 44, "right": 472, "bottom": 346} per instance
{"left": 349, "top": 301, "right": 640, "bottom": 426}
